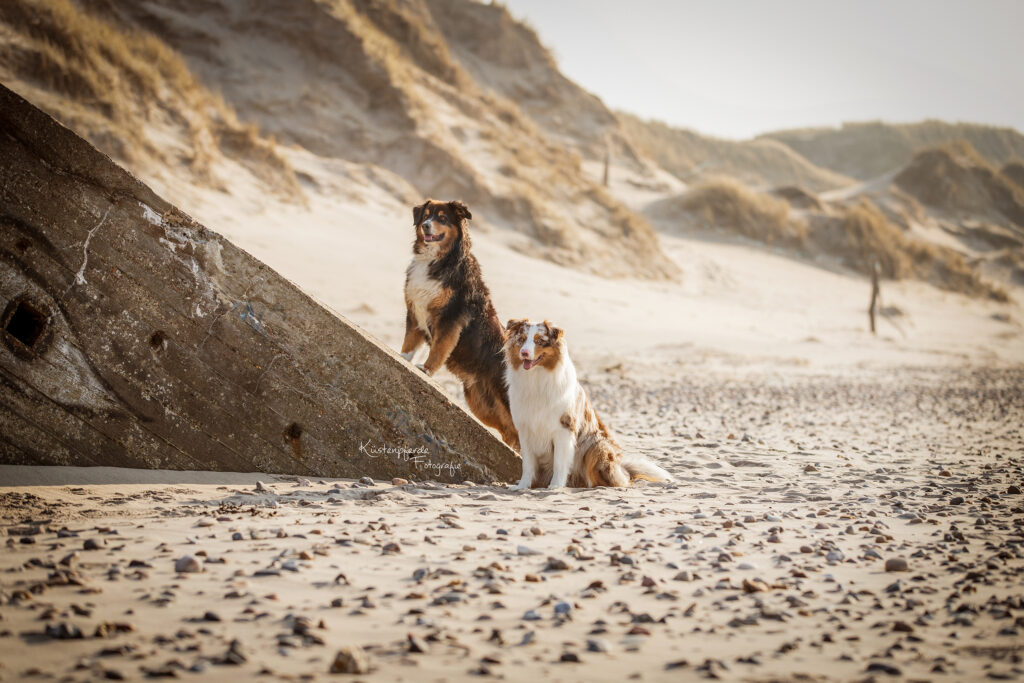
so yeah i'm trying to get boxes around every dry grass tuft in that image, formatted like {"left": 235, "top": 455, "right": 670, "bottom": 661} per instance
{"left": 812, "top": 200, "right": 1007, "bottom": 301}
{"left": 652, "top": 175, "right": 1006, "bottom": 301}
{"left": 1000, "top": 161, "right": 1024, "bottom": 190}
{"left": 678, "top": 177, "right": 807, "bottom": 246}
{"left": 894, "top": 141, "right": 1024, "bottom": 228}
{"left": 0, "top": 0, "right": 301, "bottom": 199}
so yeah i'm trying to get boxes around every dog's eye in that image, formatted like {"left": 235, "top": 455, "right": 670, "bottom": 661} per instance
{"left": 437, "top": 215, "right": 448, "bottom": 224}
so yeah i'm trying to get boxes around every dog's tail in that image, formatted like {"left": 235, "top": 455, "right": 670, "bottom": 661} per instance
{"left": 622, "top": 452, "right": 673, "bottom": 483}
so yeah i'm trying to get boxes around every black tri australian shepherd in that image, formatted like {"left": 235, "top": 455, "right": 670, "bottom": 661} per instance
{"left": 400, "top": 199, "right": 519, "bottom": 450}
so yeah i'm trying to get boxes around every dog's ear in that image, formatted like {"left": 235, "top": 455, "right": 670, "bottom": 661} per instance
{"left": 543, "top": 321, "right": 564, "bottom": 343}
{"left": 505, "top": 318, "right": 526, "bottom": 333}
{"left": 412, "top": 201, "right": 429, "bottom": 226}
{"left": 448, "top": 200, "right": 472, "bottom": 223}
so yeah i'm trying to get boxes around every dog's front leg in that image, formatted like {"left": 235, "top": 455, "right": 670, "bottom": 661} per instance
{"left": 422, "top": 320, "right": 464, "bottom": 375}
{"left": 513, "top": 447, "right": 536, "bottom": 490}
{"left": 548, "top": 430, "right": 575, "bottom": 489}
{"left": 400, "top": 308, "right": 425, "bottom": 362}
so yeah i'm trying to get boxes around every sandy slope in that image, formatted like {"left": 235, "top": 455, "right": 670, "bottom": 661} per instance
{"left": 149, "top": 155, "right": 1024, "bottom": 378}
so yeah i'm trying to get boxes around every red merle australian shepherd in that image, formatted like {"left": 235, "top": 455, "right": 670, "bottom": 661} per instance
{"left": 400, "top": 199, "right": 519, "bottom": 451}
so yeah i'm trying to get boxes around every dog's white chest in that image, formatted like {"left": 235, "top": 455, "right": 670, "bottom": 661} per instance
{"left": 406, "top": 257, "right": 441, "bottom": 336}
{"left": 506, "top": 363, "right": 576, "bottom": 456}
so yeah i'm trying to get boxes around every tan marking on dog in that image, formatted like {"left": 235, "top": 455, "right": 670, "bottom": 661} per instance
{"left": 400, "top": 305, "right": 427, "bottom": 354}
{"left": 423, "top": 320, "right": 465, "bottom": 375}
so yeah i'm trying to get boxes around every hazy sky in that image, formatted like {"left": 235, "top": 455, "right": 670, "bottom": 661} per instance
{"left": 500, "top": 0, "right": 1024, "bottom": 140}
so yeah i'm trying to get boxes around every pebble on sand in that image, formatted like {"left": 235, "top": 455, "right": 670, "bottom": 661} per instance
{"left": 884, "top": 558, "right": 909, "bottom": 572}
{"left": 330, "top": 646, "right": 369, "bottom": 674}
{"left": 175, "top": 555, "right": 203, "bottom": 573}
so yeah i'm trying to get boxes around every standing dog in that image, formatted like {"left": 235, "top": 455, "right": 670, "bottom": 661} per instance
{"left": 504, "top": 319, "right": 672, "bottom": 489}
{"left": 400, "top": 199, "right": 519, "bottom": 450}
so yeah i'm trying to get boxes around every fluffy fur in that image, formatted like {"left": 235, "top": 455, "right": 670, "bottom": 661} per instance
{"left": 504, "top": 320, "right": 672, "bottom": 489}
{"left": 401, "top": 199, "right": 519, "bottom": 450}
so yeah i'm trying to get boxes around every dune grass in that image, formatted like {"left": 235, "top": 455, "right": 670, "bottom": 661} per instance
{"left": 819, "top": 200, "right": 1007, "bottom": 301}
{"left": 658, "top": 176, "right": 1006, "bottom": 301}
{"left": 0, "top": 0, "right": 301, "bottom": 198}
{"left": 679, "top": 177, "right": 807, "bottom": 246}
{"left": 894, "top": 141, "right": 1024, "bottom": 228}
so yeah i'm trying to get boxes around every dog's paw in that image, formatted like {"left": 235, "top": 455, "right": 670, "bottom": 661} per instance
{"left": 415, "top": 363, "right": 430, "bottom": 375}
{"left": 400, "top": 351, "right": 415, "bottom": 362}
{"left": 511, "top": 481, "right": 530, "bottom": 491}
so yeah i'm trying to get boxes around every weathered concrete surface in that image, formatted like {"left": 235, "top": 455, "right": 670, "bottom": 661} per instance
{"left": 0, "top": 84, "right": 520, "bottom": 483}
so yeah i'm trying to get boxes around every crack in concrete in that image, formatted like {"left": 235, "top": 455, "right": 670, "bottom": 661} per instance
{"left": 72, "top": 206, "right": 112, "bottom": 287}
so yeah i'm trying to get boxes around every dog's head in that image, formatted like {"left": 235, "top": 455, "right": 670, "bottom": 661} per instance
{"left": 412, "top": 199, "right": 471, "bottom": 256}
{"left": 504, "top": 319, "right": 564, "bottom": 371}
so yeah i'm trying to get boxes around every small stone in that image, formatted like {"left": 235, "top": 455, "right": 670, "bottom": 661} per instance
{"left": 554, "top": 601, "right": 572, "bottom": 615}
{"left": 523, "top": 609, "right": 542, "bottom": 621}
{"left": 892, "top": 620, "right": 914, "bottom": 633}
{"left": 866, "top": 662, "right": 902, "bottom": 675}
{"left": 742, "top": 578, "right": 769, "bottom": 593}
{"left": 203, "top": 611, "right": 221, "bottom": 622}
{"left": 255, "top": 481, "right": 268, "bottom": 492}
{"left": 407, "top": 633, "right": 429, "bottom": 653}
{"left": 45, "top": 622, "right": 84, "bottom": 639}
{"left": 93, "top": 622, "right": 134, "bottom": 638}
{"left": 950, "top": 496, "right": 965, "bottom": 505}
{"left": 673, "top": 570, "right": 693, "bottom": 582}
{"left": 938, "top": 470, "right": 952, "bottom": 478}
{"left": 330, "top": 646, "right": 369, "bottom": 674}
{"left": 767, "top": 533, "right": 781, "bottom": 543}
{"left": 1007, "top": 485, "right": 1021, "bottom": 494}
{"left": 231, "top": 532, "right": 243, "bottom": 541}
{"left": 392, "top": 478, "right": 409, "bottom": 486}
{"left": 885, "top": 558, "right": 909, "bottom": 572}
{"left": 804, "top": 465, "right": 818, "bottom": 473}
{"left": 175, "top": 555, "right": 202, "bottom": 573}
{"left": 358, "top": 476, "right": 374, "bottom": 486}
{"left": 545, "top": 557, "right": 570, "bottom": 572}
{"left": 587, "top": 638, "right": 611, "bottom": 653}
{"left": 559, "top": 652, "right": 581, "bottom": 663}
{"left": 222, "top": 640, "right": 246, "bottom": 665}
{"left": 799, "top": 545, "right": 813, "bottom": 554}
{"left": 517, "top": 545, "right": 541, "bottom": 556}
{"left": 382, "top": 542, "right": 401, "bottom": 554}
{"left": 83, "top": 538, "right": 103, "bottom": 551}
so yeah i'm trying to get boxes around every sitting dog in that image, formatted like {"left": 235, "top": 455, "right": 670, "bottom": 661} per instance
{"left": 504, "top": 319, "right": 672, "bottom": 489}
{"left": 400, "top": 199, "right": 518, "bottom": 450}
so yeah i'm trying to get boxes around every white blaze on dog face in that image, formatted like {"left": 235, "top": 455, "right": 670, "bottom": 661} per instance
{"left": 505, "top": 319, "right": 563, "bottom": 371}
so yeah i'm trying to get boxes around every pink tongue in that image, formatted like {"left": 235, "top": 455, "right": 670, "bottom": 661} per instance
{"left": 522, "top": 358, "right": 534, "bottom": 370}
